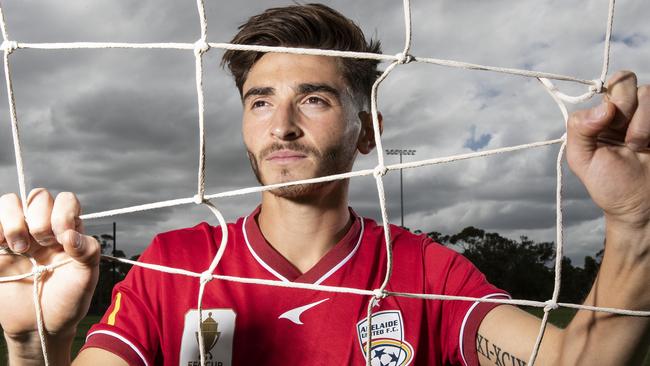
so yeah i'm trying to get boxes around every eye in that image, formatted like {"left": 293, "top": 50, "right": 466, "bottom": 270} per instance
{"left": 304, "top": 96, "right": 328, "bottom": 105}
{"left": 251, "top": 100, "right": 269, "bottom": 109}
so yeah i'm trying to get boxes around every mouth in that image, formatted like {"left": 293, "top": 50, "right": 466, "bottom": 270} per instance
{"left": 265, "top": 149, "right": 308, "bottom": 163}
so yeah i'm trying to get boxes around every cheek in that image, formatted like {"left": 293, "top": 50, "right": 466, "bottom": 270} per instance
{"left": 340, "top": 118, "right": 362, "bottom": 147}
{"left": 242, "top": 120, "right": 260, "bottom": 151}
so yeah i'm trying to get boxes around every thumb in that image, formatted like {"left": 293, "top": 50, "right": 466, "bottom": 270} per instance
{"left": 56, "top": 229, "right": 101, "bottom": 268}
{"left": 566, "top": 101, "right": 615, "bottom": 175}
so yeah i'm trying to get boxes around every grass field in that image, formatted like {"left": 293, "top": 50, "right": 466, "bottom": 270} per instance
{"left": 1, "top": 311, "right": 648, "bottom": 365}
{"left": 521, "top": 306, "right": 576, "bottom": 328}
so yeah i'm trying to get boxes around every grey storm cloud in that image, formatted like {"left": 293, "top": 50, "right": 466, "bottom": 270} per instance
{"left": 0, "top": 0, "right": 648, "bottom": 261}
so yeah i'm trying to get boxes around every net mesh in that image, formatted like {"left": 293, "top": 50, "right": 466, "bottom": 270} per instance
{"left": 0, "top": 0, "right": 648, "bottom": 365}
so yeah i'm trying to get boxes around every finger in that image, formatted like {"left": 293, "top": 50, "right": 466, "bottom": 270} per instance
{"left": 25, "top": 188, "right": 56, "bottom": 247}
{"left": 51, "top": 192, "right": 83, "bottom": 238}
{"left": 605, "top": 70, "right": 638, "bottom": 131}
{"left": 0, "top": 193, "right": 29, "bottom": 253}
{"left": 58, "top": 229, "right": 101, "bottom": 268}
{"left": 566, "top": 101, "right": 616, "bottom": 176}
{"left": 625, "top": 85, "right": 650, "bottom": 151}
{"left": 0, "top": 221, "right": 5, "bottom": 246}
{"left": 0, "top": 221, "right": 9, "bottom": 254}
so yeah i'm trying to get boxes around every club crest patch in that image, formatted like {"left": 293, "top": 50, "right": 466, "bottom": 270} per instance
{"left": 356, "top": 310, "right": 414, "bottom": 366}
{"left": 179, "top": 309, "right": 236, "bottom": 366}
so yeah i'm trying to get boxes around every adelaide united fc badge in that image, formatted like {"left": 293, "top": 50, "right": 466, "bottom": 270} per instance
{"left": 356, "top": 310, "right": 414, "bottom": 366}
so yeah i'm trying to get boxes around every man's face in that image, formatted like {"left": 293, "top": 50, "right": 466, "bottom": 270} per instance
{"left": 241, "top": 53, "right": 363, "bottom": 199}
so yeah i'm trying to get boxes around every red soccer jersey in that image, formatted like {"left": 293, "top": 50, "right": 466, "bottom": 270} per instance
{"left": 83, "top": 207, "right": 508, "bottom": 366}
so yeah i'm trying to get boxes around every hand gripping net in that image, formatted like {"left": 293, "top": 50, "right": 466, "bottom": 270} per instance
{"left": 0, "top": 0, "right": 648, "bottom": 365}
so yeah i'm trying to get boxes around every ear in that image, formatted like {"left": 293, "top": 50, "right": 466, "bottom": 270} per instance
{"left": 357, "top": 111, "right": 383, "bottom": 155}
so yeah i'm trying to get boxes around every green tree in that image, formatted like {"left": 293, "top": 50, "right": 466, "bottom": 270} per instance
{"left": 429, "top": 226, "right": 603, "bottom": 304}
{"left": 442, "top": 227, "right": 555, "bottom": 301}
{"left": 88, "top": 234, "right": 132, "bottom": 314}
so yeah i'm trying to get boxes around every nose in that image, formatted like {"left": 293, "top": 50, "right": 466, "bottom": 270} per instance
{"left": 270, "top": 102, "right": 302, "bottom": 141}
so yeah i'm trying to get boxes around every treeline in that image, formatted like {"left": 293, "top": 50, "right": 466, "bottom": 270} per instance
{"left": 417, "top": 226, "right": 602, "bottom": 303}
{"left": 88, "top": 235, "right": 135, "bottom": 315}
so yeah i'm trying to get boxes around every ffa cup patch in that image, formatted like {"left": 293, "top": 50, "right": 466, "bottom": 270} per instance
{"left": 356, "top": 310, "right": 414, "bottom": 366}
{"left": 179, "top": 309, "right": 236, "bottom": 366}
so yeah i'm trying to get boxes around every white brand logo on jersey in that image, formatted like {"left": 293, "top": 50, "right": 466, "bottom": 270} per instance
{"left": 278, "top": 298, "right": 329, "bottom": 325}
{"left": 356, "top": 310, "right": 414, "bottom": 366}
{"left": 179, "top": 309, "right": 236, "bottom": 366}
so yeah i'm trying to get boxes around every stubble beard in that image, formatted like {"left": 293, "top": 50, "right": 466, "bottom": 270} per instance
{"left": 248, "top": 141, "right": 356, "bottom": 200}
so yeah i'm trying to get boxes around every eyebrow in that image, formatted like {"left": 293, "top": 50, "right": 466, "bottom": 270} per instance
{"left": 242, "top": 87, "right": 275, "bottom": 102}
{"left": 242, "top": 83, "right": 341, "bottom": 103}
{"left": 297, "top": 83, "right": 341, "bottom": 99}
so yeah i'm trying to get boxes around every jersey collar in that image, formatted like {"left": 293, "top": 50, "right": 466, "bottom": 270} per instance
{"left": 242, "top": 206, "right": 363, "bottom": 284}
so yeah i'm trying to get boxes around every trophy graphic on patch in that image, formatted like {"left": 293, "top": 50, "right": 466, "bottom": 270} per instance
{"left": 195, "top": 312, "right": 221, "bottom": 359}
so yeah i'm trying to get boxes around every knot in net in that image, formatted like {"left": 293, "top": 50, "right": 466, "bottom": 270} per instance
{"left": 32, "top": 265, "right": 49, "bottom": 279}
{"left": 193, "top": 39, "right": 210, "bottom": 56}
{"left": 1, "top": 40, "right": 17, "bottom": 53}
{"left": 590, "top": 79, "right": 605, "bottom": 94}
{"left": 544, "top": 300, "right": 559, "bottom": 312}
{"left": 395, "top": 52, "right": 414, "bottom": 65}
{"left": 193, "top": 193, "right": 205, "bottom": 205}
{"left": 200, "top": 271, "right": 213, "bottom": 285}
{"left": 373, "top": 164, "right": 388, "bottom": 178}
{"left": 372, "top": 288, "right": 387, "bottom": 299}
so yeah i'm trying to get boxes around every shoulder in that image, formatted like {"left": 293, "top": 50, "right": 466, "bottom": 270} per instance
{"left": 361, "top": 217, "right": 466, "bottom": 272}
{"left": 361, "top": 217, "right": 427, "bottom": 245}
{"left": 362, "top": 217, "right": 458, "bottom": 259}
{"left": 139, "top": 218, "right": 243, "bottom": 270}
{"left": 154, "top": 220, "right": 232, "bottom": 245}
{"left": 369, "top": 219, "right": 494, "bottom": 293}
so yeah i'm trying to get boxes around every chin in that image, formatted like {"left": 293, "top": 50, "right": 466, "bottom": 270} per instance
{"left": 250, "top": 154, "right": 352, "bottom": 200}
{"left": 260, "top": 171, "right": 324, "bottom": 199}
{"left": 268, "top": 182, "right": 328, "bottom": 200}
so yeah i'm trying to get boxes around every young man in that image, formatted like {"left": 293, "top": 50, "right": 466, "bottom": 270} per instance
{"left": 0, "top": 3, "right": 648, "bottom": 366}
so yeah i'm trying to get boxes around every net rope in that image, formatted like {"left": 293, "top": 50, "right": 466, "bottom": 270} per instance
{"left": 1, "top": 0, "right": 648, "bottom": 365}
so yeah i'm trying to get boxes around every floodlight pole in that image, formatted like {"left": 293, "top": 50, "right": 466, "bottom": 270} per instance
{"left": 112, "top": 222, "right": 117, "bottom": 286}
{"left": 385, "top": 149, "right": 416, "bottom": 228}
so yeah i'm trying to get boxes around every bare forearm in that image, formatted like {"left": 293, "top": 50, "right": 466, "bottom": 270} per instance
{"left": 5, "top": 329, "right": 74, "bottom": 366}
{"left": 559, "top": 225, "right": 650, "bottom": 365}
{"left": 478, "top": 71, "right": 650, "bottom": 366}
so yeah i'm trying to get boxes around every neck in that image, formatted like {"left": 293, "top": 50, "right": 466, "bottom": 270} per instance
{"left": 257, "top": 181, "right": 352, "bottom": 274}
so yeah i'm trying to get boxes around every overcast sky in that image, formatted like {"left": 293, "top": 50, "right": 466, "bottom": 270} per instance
{"left": 0, "top": 0, "right": 648, "bottom": 266}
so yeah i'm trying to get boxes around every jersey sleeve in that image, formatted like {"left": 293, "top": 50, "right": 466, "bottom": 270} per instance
{"left": 424, "top": 242, "right": 510, "bottom": 366}
{"left": 81, "top": 236, "right": 165, "bottom": 366}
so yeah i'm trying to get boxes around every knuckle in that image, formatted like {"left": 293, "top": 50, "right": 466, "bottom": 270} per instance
{"left": 76, "top": 235, "right": 101, "bottom": 265}
{"left": 638, "top": 85, "right": 650, "bottom": 98}
{"left": 629, "top": 126, "right": 650, "bottom": 140}
{"left": 607, "top": 71, "right": 638, "bottom": 92}
{"left": 3, "top": 225, "right": 26, "bottom": 241}
{"left": 0, "top": 193, "right": 20, "bottom": 206}
{"left": 88, "top": 236, "right": 101, "bottom": 254}
{"left": 567, "top": 109, "right": 586, "bottom": 128}
{"left": 57, "top": 191, "right": 79, "bottom": 205}
{"left": 27, "top": 221, "right": 51, "bottom": 238}
{"left": 611, "top": 70, "right": 636, "bottom": 82}
{"left": 26, "top": 188, "right": 48, "bottom": 204}
{"left": 51, "top": 211, "right": 75, "bottom": 228}
{"left": 52, "top": 192, "right": 81, "bottom": 226}
{"left": 62, "top": 193, "right": 81, "bottom": 212}
{"left": 608, "top": 98, "right": 637, "bottom": 118}
{"left": 617, "top": 99, "right": 637, "bottom": 110}
{"left": 620, "top": 69, "right": 636, "bottom": 77}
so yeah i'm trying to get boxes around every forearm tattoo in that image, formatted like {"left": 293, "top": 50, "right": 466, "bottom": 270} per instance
{"left": 476, "top": 333, "right": 527, "bottom": 366}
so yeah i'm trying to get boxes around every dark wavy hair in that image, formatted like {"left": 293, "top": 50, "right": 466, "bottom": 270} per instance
{"left": 222, "top": 3, "right": 382, "bottom": 110}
